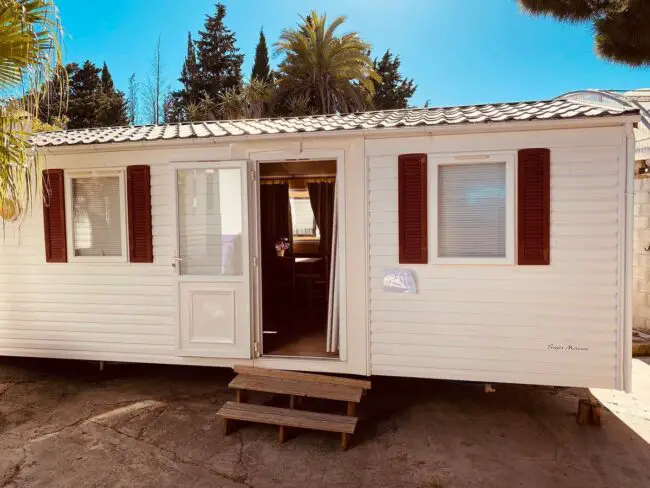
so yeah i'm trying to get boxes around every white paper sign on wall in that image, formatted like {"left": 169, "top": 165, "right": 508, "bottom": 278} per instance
{"left": 383, "top": 268, "right": 417, "bottom": 294}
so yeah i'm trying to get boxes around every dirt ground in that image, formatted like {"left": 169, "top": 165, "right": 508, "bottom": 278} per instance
{"left": 1, "top": 358, "right": 649, "bottom": 488}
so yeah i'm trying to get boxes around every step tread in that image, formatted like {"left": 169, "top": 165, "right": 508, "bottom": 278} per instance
{"left": 232, "top": 365, "right": 371, "bottom": 390}
{"left": 217, "top": 401, "right": 357, "bottom": 433}
{"left": 229, "top": 374, "right": 363, "bottom": 403}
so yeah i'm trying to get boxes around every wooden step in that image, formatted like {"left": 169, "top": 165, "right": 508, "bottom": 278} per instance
{"left": 217, "top": 401, "right": 357, "bottom": 449}
{"left": 233, "top": 365, "right": 371, "bottom": 390}
{"left": 229, "top": 374, "right": 363, "bottom": 403}
{"left": 217, "top": 401, "right": 357, "bottom": 433}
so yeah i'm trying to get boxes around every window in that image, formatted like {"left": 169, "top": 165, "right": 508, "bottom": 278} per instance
{"left": 66, "top": 171, "right": 126, "bottom": 261}
{"left": 432, "top": 154, "right": 515, "bottom": 264}
{"left": 177, "top": 167, "right": 243, "bottom": 275}
{"left": 289, "top": 189, "right": 320, "bottom": 239}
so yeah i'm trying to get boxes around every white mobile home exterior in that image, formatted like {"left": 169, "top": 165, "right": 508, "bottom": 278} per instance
{"left": 0, "top": 99, "right": 639, "bottom": 391}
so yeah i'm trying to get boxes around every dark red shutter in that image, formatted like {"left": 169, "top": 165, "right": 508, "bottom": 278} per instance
{"left": 398, "top": 153, "right": 428, "bottom": 264}
{"left": 42, "top": 169, "right": 67, "bottom": 263}
{"left": 127, "top": 165, "right": 153, "bottom": 263}
{"left": 518, "top": 148, "right": 550, "bottom": 265}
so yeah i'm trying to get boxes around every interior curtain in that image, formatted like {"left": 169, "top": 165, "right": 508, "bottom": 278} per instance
{"left": 325, "top": 180, "right": 339, "bottom": 353}
{"left": 307, "top": 181, "right": 335, "bottom": 256}
{"left": 259, "top": 183, "right": 292, "bottom": 256}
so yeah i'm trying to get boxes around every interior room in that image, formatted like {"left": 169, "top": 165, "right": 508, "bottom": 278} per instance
{"left": 258, "top": 160, "right": 339, "bottom": 358}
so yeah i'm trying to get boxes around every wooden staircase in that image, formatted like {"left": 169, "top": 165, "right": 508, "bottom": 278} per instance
{"left": 217, "top": 365, "right": 371, "bottom": 450}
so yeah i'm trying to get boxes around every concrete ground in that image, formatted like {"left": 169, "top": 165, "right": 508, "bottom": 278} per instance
{"left": 1, "top": 358, "right": 649, "bottom": 488}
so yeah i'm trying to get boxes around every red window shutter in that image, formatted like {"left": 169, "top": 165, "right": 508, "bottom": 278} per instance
{"left": 42, "top": 169, "right": 67, "bottom": 263}
{"left": 127, "top": 165, "right": 153, "bottom": 263}
{"left": 517, "top": 148, "right": 550, "bottom": 265}
{"left": 398, "top": 153, "right": 428, "bottom": 264}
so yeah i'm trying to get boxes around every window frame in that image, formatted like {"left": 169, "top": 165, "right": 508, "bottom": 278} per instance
{"left": 65, "top": 168, "right": 128, "bottom": 263}
{"left": 429, "top": 152, "right": 516, "bottom": 265}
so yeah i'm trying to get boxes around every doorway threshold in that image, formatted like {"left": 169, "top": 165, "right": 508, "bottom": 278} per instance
{"left": 261, "top": 353, "right": 341, "bottom": 361}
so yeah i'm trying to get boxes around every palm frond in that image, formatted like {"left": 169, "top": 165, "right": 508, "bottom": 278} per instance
{"left": 0, "top": 0, "right": 64, "bottom": 223}
{"left": 274, "top": 10, "right": 379, "bottom": 114}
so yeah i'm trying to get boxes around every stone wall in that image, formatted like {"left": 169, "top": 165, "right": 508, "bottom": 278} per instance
{"left": 633, "top": 161, "right": 650, "bottom": 331}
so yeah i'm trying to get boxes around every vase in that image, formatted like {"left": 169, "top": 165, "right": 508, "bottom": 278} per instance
{"left": 277, "top": 249, "right": 285, "bottom": 257}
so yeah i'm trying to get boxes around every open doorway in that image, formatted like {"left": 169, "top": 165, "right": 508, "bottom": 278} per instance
{"left": 258, "top": 160, "right": 339, "bottom": 358}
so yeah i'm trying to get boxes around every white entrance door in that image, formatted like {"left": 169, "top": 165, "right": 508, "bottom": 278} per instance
{"left": 172, "top": 161, "right": 251, "bottom": 358}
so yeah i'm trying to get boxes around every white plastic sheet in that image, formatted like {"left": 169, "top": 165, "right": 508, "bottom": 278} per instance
{"left": 383, "top": 268, "right": 417, "bottom": 294}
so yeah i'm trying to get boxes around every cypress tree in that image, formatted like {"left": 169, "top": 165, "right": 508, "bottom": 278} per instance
{"left": 251, "top": 28, "right": 270, "bottom": 82}
{"left": 101, "top": 62, "right": 115, "bottom": 93}
{"left": 371, "top": 50, "right": 416, "bottom": 110}
{"left": 66, "top": 61, "right": 101, "bottom": 129}
{"left": 65, "top": 60, "right": 128, "bottom": 128}
{"left": 173, "top": 31, "right": 201, "bottom": 118}
{"left": 194, "top": 3, "right": 243, "bottom": 104}
{"left": 180, "top": 32, "right": 199, "bottom": 97}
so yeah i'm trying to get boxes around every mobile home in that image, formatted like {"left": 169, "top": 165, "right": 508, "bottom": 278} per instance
{"left": 0, "top": 99, "right": 639, "bottom": 391}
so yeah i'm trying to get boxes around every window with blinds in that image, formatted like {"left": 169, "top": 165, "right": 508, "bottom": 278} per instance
{"left": 438, "top": 162, "right": 506, "bottom": 258}
{"left": 71, "top": 175, "right": 123, "bottom": 257}
{"left": 289, "top": 189, "right": 319, "bottom": 238}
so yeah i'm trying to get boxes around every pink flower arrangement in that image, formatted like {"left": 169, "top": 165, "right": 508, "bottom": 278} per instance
{"left": 275, "top": 238, "right": 290, "bottom": 256}
{"left": 275, "top": 238, "right": 290, "bottom": 252}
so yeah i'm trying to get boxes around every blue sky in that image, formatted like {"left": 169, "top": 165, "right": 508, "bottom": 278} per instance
{"left": 56, "top": 0, "right": 648, "bottom": 110}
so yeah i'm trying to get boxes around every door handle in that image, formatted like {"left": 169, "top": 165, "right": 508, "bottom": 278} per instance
{"left": 171, "top": 256, "right": 183, "bottom": 268}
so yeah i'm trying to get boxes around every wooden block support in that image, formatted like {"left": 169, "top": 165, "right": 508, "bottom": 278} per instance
{"left": 577, "top": 399, "right": 591, "bottom": 426}
{"left": 590, "top": 403, "right": 602, "bottom": 427}
{"left": 577, "top": 398, "right": 602, "bottom": 426}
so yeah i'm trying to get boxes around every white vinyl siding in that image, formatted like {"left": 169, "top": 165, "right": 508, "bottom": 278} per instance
{"left": 438, "top": 163, "right": 506, "bottom": 258}
{"left": 368, "top": 130, "right": 625, "bottom": 389}
{"left": 0, "top": 137, "right": 370, "bottom": 377}
{"left": 0, "top": 163, "right": 175, "bottom": 358}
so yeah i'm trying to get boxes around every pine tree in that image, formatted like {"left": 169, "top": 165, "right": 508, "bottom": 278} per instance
{"left": 251, "top": 28, "right": 270, "bottom": 82}
{"left": 96, "top": 90, "right": 128, "bottom": 127}
{"left": 195, "top": 3, "right": 243, "bottom": 108}
{"left": 101, "top": 62, "right": 115, "bottom": 93}
{"left": 371, "top": 50, "right": 416, "bottom": 110}
{"left": 67, "top": 61, "right": 101, "bottom": 129}
{"left": 65, "top": 61, "right": 128, "bottom": 129}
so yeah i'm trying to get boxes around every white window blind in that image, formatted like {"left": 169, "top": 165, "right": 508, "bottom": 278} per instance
{"left": 289, "top": 190, "right": 319, "bottom": 237}
{"left": 438, "top": 162, "right": 506, "bottom": 258}
{"left": 72, "top": 176, "right": 123, "bottom": 257}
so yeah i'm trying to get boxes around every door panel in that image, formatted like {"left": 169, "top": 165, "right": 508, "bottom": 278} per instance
{"left": 178, "top": 281, "right": 250, "bottom": 357}
{"left": 174, "top": 162, "right": 251, "bottom": 358}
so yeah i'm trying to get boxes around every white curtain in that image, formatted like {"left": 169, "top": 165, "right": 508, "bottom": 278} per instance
{"left": 326, "top": 180, "right": 339, "bottom": 353}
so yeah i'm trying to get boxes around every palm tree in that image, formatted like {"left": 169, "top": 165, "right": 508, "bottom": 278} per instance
{"left": 275, "top": 11, "right": 379, "bottom": 115}
{"left": 0, "top": 0, "right": 64, "bottom": 221}
{"left": 218, "top": 79, "right": 275, "bottom": 120}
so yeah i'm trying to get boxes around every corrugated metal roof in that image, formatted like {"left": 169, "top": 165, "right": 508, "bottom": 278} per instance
{"left": 33, "top": 99, "right": 639, "bottom": 148}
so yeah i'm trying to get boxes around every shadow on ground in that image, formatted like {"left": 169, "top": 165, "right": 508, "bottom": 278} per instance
{"left": 1, "top": 358, "right": 649, "bottom": 488}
